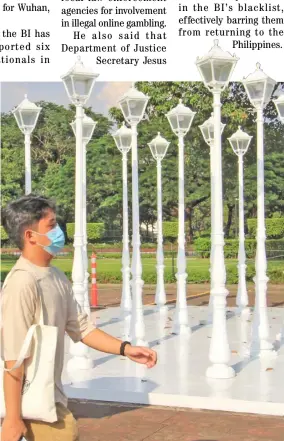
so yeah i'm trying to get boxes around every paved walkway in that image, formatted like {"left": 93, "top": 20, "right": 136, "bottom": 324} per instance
{"left": 81, "top": 284, "right": 284, "bottom": 440}
{"left": 69, "top": 400, "right": 284, "bottom": 441}
{"left": 93, "top": 283, "right": 284, "bottom": 308}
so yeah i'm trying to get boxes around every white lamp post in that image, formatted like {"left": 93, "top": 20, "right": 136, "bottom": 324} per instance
{"left": 62, "top": 56, "right": 99, "bottom": 370}
{"left": 199, "top": 113, "right": 225, "bottom": 323}
{"left": 113, "top": 122, "right": 133, "bottom": 315}
{"left": 228, "top": 126, "right": 252, "bottom": 313}
{"left": 242, "top": 63, "right": 276, "bottom": 356}
{"left": 118, "top": 84, "right": 149, "bottom": 346}
{"left": 12, "top": 95, "right": 41, "bottom": 195}
{"left": 71, "top": 112, "right": 97, "bottom": 317}
{"left": 148, "top": 132, "right": 170, "bottom": 311}
{"left": 196, "top": 40, "right": 238, "bottom": 379}
{"left": 166, "top": 99, "right": 196, "bottom": 335}
{"left": 274, "top": 94, "right": 284, "bottom": 123}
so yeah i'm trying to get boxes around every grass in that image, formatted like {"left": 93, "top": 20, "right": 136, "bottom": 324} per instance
{"left": 1, "top": 256, "right": 284, "bottom": 276}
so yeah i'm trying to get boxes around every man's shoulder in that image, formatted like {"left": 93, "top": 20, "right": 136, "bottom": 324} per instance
{"left": 2, "top": 267, "right": 38, "bottom": 300}
{"left": 51, "top": 266, "right": 71, "bottom": 286}
{"left": 5, "top": 266, "right": 37, "bottom": 286}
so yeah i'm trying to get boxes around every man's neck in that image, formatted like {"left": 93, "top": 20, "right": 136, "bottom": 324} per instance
{"left": 22, "top": 250, "right": 52, "bottom": 267}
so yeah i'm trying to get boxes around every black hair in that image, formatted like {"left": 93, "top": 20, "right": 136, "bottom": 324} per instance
{"left": 2, "top": 194, "right": 56, "bottom": 250}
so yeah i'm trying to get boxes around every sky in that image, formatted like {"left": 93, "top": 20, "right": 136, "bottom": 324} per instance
{"left": 0, "top": 81, "right": 132, "bottom": 116}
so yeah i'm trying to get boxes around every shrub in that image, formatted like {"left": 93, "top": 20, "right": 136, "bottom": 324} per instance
{"left": 66, "top": 223, "right": 105, "bottom": 242}
{"left": 247, "top": 218, "right": 284, "bottom": 239}
{"left": 0, "top": 226, "right": 9, "bottom": 241}
{"left": 163, "top": 222, "right": 178, "bottom": 241}
{"left": 194, "top": 238, "right": 283, "bottom": 259}
{"left": 193, "top": 238, "right": 210, "bottom": 258}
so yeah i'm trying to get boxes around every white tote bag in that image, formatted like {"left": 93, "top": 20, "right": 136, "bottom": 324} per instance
{"left": 0, "top": 269, "right": 58, "bottom": 422}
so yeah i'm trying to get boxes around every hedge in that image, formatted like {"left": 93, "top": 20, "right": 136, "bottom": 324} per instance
{"left": 0, "top": 226, "right": 8, "bottom": 241}
{"left": 162, "top": 222, "right": 178, "bottom": 240}
{"left": 66, "top": 223, "right": 105, "bottom": 242}
{"left": 1, "top": 264, "right": 283, "bottom": 284}
{"left": 247, "top": 218, "right": 284, "bottom": 239}
{"left": 194, "top": 238, "right": 284, "bottom": 259}
{"left": 162, "top": 222, "right": 189, "bottom": 241}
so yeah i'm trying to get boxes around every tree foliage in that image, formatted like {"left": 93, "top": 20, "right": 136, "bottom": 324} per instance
{"left": 1, "top": 81, "right": 284, "bottom": 240}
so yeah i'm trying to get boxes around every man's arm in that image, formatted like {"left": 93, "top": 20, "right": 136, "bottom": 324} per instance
{"left": 3, "top": 363, "right": 24, "bottom": 419}
{"left": 82, "top": 329, "right": 157, "bottom": 368}
{"left": 81, "top": 328, "right": 123, "bottom": 355}
{"left": 2, "top": 363, "right": 27, "bottom": 441}
{"left": 66, "top": 286, "right": 157, "bottom": 368}
{"left": 1, "top": 271, "right": 36, "bottom": 441}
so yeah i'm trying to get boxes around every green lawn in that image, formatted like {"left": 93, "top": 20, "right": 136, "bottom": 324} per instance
{"left": 1, "top": 256, "right": 283, "bottom": 284}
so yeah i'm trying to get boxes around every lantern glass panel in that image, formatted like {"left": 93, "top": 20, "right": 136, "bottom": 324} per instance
{"left": 245, "top": 82, "right": 265, "bottom": 102}
{"left": 64, "top": 77, "right": 73, "bottom": 98}
{"left": 179, "top": 114, "right": 194, "bottom": 131}
{"left": 167, "top": 114, "right": 178, "bottom": 131}
{"left": 264, "top": 81, "right": 275, "bottom": 105}
{"left": 73, "top": 77, "right": 93, "bottom": 97}
{"left": 239, "top": 139, "right": 250, "bottom": 153}
{"left": 199, "top": 62, "right": 213, "bottom": 84}
{"left": 120, "top": 133, "right": 132, "bottom": 149}
{"left": 208, "top": 124, "right": 215, "bottom": 141}
{"left": 128, "top": 99, "right": 146, "bottom": 119}
{"left": 120, "top": 101, "right": 130, "bottom": 120}
{"left": 82, "top": 124, "right": 94, "bottom": 140}
{"left": 21, "top": 110, "right": 39, "bottom": 127}
{"left": 212, "top": 60, "right": 234, "bottom": 83}
{"left": 277, "top": 102, "right": 284, "bottom": 117}
{"left": 156, "top": 142, "right": 168, "bottom": 157}
{"left": 13, "top": 109, "right": 22, "bottom": 128}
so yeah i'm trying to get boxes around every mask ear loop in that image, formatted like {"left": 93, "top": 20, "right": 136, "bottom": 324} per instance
{"left": 29, "top": 230, "right": 51, "bottom": 249}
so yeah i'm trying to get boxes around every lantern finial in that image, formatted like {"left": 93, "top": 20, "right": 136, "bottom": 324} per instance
{"left": 256, "top": 62, "right": 261, "bottom": 70}
{"left": 213, "top": 39, "right": 219, "bottom": 46}
{"left": 24, "top": 94, "right": 27, "bottom": 99}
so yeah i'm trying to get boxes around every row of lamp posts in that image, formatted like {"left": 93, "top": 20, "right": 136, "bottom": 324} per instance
{"left": 12, "top": 43, "right": 284, "bottom": 377}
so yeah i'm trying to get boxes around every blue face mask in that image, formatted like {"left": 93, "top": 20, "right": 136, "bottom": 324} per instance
{"left": 34, "top": 224, "right": 65, "bottom": 256}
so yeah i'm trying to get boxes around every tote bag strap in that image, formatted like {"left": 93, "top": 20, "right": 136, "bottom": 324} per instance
{"left": 3, "top": 324, "right": 40, "bottom": 372}
{"left": 2, "top": 268, "right": 44, "bottom": 372}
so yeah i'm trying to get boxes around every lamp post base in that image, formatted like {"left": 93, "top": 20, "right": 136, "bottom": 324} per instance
{"left": 250, "top": 340, "right": 277, "bottom": 358}
{"left": 172, "top": 321, "right": 191, "bottom": 336}
{"left": 206, "top": 363, "right": 235, "bottom": 379}
{"left": 155, "top": 304, "right": 168, "bottom": 313}
{"left": 121, "top": 310, "right": 131, "bottom": 341}
{"left": 173, "top": 272, "right": 192, "bottom": 335}
{"left": 67, "top": 342, "right": 94, "bottom": 372}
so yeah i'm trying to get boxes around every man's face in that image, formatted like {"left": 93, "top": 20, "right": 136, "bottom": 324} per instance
{"left": 25, "top": 209, "right": 57, "bottom": 248}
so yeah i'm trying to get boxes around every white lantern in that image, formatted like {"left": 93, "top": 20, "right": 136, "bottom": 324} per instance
{"left": 61, "top": 56, "right": 99, "bottom": 106}
{"left": 113, "top": 122, "right": 132, "bottom": 153}
{"left": 228, "top": 126, "right": 253, "bottom": 156}
{"left": 199, "top": 113, "right": 226, "bottom": 146}
{"left": 148, "top": 132, "right": 170, "bottom": 160}
{"left": 166, "top": 99, "right": 196, "bottom": 136}
{"left": 242, "top": 63, "right": 276, "bottom": 108}
{"left": 12, "top": 95, "right": 41, "bottom": 135}
{"left": 196, "top": 40, "right": 239, "bottom": 91}
{"left": 274, "top": 94, "right": 284, "bottom": 123}
{"left": 71, "top": 113, "right": 97, "bottom": 143}
{"left": 118, "top": 84, "right": 149, "bottom": 124}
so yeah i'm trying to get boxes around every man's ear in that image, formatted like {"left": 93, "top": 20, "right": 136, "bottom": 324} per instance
{"left": 24, "top": 229, "right": 37, "bottom": 245}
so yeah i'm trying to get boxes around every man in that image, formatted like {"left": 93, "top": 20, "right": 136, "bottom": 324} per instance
{"left": 1, "top": 194, "right": 157, "bottom": 441}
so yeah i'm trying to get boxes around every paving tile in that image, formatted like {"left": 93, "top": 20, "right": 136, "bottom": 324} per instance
{"left": 73, "top": 401, "right": 284, "bottom": 441}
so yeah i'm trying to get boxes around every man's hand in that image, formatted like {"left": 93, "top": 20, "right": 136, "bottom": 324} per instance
{"left": 124, "top": 345, "right": 157, "bottom": 368}
{"left": 1, "top": 417, "right": 27, "bottom": 441}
